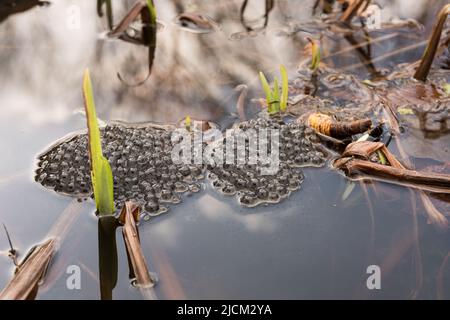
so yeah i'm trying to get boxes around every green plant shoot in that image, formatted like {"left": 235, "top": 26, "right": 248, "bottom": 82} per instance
{"left": 147, "top": 0, "right": 157, "bottom": 23}
{"left": 444, "top": 83, "right": 450, "bottom": 95}
{"left": 259, "top": 65, "right": 289, "bottom": 114}
{"left": 272, "top": 76, "right": 280, "bottom": 113}
{"left": 280, "top": 65, "right": 288, "bottom": 111}
{"left": 259, "top": 71, "right": 273, "bottom": 113}
{"left": 377, "top": 150, "right": 387, "bottom": 165}
{"left": 83, "top": 69, "right": 115, "bottom": 216}
{"left": 185, "top": 115, "right": 191, "bottom": 131}
{"left": 307, "top": 37, "right": 321, "bottom": 72}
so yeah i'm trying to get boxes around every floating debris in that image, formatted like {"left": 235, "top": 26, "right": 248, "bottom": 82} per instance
{"left": 173, "top": 13, "right": 219, "bottom": 34}
{"left": 176, "top": 117, "right": 216, "bottom": 133}
{"left": 334, "top": 141, "right": 450, "bottom": 227}
{"left": 229, "top": 30, "right": 259, "bottom": 41}
{"left": 307, "top": 113, "right": 372, "bottom": 138}
{"left": 289, "top": 64, "right": 377, "bottom": 117}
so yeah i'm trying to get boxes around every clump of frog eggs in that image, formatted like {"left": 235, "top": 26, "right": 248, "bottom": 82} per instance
{"left": 35, "top": 124, "right": 204, "bottom": 219}
{"left": 35, "top": 119, "right": 329, "bottom": 216}
{"left": 206, "top": 117, "right": 328, "bottom": 207}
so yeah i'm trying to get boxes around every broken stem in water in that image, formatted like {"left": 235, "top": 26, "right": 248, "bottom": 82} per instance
{"left": 2, "top": 223, "right": 17, "bottom": 266}
{"left": 336, "top": 157, "right": 450, "bottom": 194}
{"left": 414, "top": 4, "right": 450, "bottom": 81}
{"left": 97, "top": 0, "right": 113, "bottom": 30}
{"left": 335, "top": 141, "right": 449, "bottom": 227}
{"left": 0, "top": 239, "right": 56, "bottom": 300}
{"left": 239, "top": 0, "right": 274, "bottom": 32}
{"left": 107, "top": 1, "right": 146, "bottom": 38}
{"left": 339, "top": 0, "right": 371, "bottom": 24}
{"left": 235, "top": 84, "right": 248, "bottom": 122}
{"left": 0, "top": 200, "right": 85, "bottom": 300}
{"left": 118, "top": 201, "right": 156, "bottom": 299}
{"left": 112, "top": 0, "right": 157, "bottom": 86}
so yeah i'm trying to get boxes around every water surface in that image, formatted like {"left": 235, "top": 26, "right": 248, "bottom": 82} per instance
{"left": 0, "top": 0, "right": 450, "bottom": 299}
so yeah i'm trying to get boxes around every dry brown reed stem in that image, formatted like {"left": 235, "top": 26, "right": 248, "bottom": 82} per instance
{"left": 341, "top": 41, "right": 427, "bottom": 72}
{"left": 0, "top": 200, "right": 84, "bottom": 300}
{"left": 308, "top": 113, "right": 372, "bottom": 138}
{"left": 393, "top": 139, "right": 449, "bottom": 229}
{"left": 336, "top": 157, "right": 450, "bottom": 194}
{"left": 118, "top": 202, "right": 154, "bottom": 289}
{"left": 235, "top": 84, "right": 248, "bottom": 122}
{"left": 414, "top": 4, "right": 450, "bottom": 81}
{"left": 335, "top": 141, "right": 450, "bottom": 227}
{"left": 339, "top": 0, "right": 371, "bottom": 24}
{"left": 107, "top": 1, "right": 147, "bottom": 38}
{"left": 0, "top": 239, "right": 56, "bottom": 300}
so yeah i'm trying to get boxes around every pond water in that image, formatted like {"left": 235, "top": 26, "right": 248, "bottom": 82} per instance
{"left": 0, "top": 0, "right": 450, "bottom": 299}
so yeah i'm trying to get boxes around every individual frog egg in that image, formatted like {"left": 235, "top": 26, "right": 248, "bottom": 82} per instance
{"left": 288, "top": 178, "right": 301, "bottom": 190}
{"left": 268, "top": 192, "right": 280, "bottom": 202}
{"left": 145, "top": 201, "right": 160, "bottom": 214}
{"left": 174, "top": 181, "right": 188, "bottom": 193}
{"left": 239, "top": 193, "right": 257, "bottom": 206}
{"left": 160, "top": 189, "right": 173, "bottom": 201}
{"left": 221, "top": 183, "right": 236, "bottom": 195}
{"left": 276, "top": 185, "right": 289, "bottom": 197}
{"left": 235, "top": 178, "right": 247, "bottom": 189}
{"left": 257, "top": 187, "right": 269, "bottom": 199}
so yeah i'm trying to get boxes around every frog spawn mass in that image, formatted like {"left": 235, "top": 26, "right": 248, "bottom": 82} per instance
{"left": 35, "top": 124, "right": 204, "bottom": 217}
{"left": 34, "top": 119, "right": 330, "bottom": 214}
{"left": 206, "top": 118, "right": 329, "bottom": 207}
